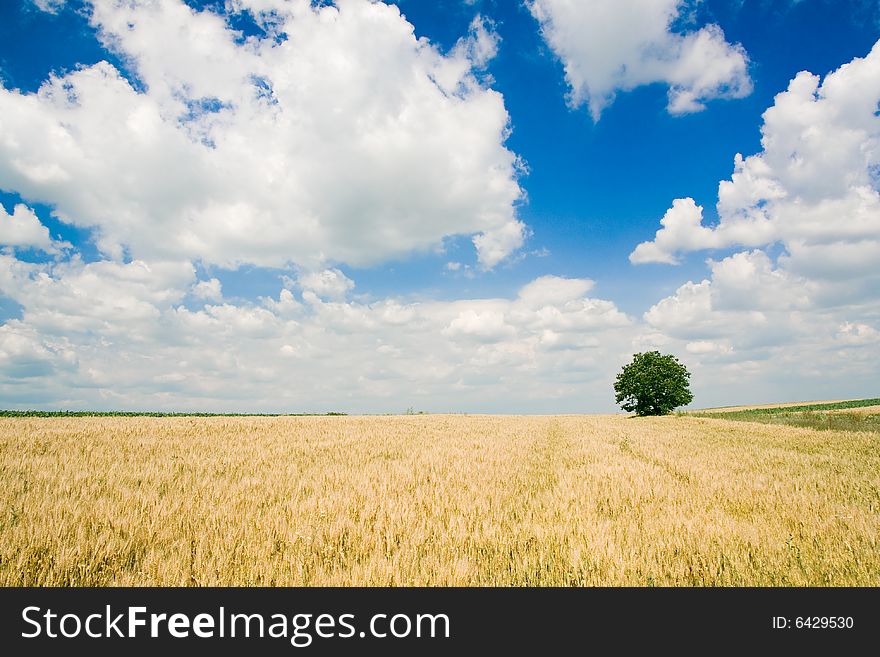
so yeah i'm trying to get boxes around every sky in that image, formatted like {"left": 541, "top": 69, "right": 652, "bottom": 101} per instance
{"left": 0, "top": 0, "right": 878, "bottom": 413}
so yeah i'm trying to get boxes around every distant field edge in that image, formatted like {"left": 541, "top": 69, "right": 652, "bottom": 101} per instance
{"left": 0, "top": 411, "right": 349, "bottom": 418}
{"left": 688, "top": 398, "right": 880, "bottom": 415}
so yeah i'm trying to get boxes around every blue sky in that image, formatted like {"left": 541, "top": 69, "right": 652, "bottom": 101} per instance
{"left": 0, "top": 0, "right": 878, "bottom": 412}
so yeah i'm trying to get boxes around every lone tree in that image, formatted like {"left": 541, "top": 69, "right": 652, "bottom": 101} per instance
{"left": 614, "top": 351, "right": 693, "bottom": 416}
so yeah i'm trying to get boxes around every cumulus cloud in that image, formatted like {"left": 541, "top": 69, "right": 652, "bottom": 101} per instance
{"left": 629, "top": 198, "right": 720, "bottom": 264}
{"left": 529, "top": 0, "right": 751, "bottom": 119}
{"left": 685, "top": 340, "right": 732, "bottom": 356}
{"left": 31, "top": 0, "right": 66, "bottom": 14}
{"left": 644, "top": 263, "right": 879, "bottom": 404}
{"left": 0, "top": 257, "right": 635, "bottom": 411}
{"left": 0, "top": 255, "right": 195, "bottom": 336}
{"left": 443, "top": 304, "right": 516, "bottom": 342}
{"left": 517, "top": 275, "right": 594, "bottom": 307}
{"left": 643, "top": 250, "right": 819, "bottom": 356}
{"left": 634, "top": 42, "right": 880, "bottom": 403}
{"left": 632, "top": 40, "right": 880, "bottom": 272}
{"left": 645, "top": 277, "right": 773, "bottom": 344}
{"left": 192, "top": 278, "right": 223, "bottom": 302}
{"left": 0, "top": 204, "right": 67, "bottom": 253}
{"left": 298, "top": 268, "right": 355, "bottom": 301}
{"left": 1, "top": 0, "right": 525, "bottom": 270}
{"left": 471, "top": 219, "right": 529, "bottom": 270}
{"left": 836, "top": 321, "right": 879, "bottom": 345}
{"left": 8, "top": 0, "right": 877, "bottom": 411}
{"left": 0, "top": 323, "right": 76, "bottom": 379}
{"left": 452, "top": 15, "right": 499, "bottom": 69}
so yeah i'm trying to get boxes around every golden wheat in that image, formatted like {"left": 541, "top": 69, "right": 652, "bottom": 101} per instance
{"left": 1, "top": 414, "right": 877, "bottom": 586}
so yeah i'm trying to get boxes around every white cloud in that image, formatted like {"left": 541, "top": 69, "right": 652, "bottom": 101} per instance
{"left": 5, "top": 1, "right": 878, "bottom": 411}
{"left": 31, "top": 0, "right": 66, "bottom": 14}
{"left": 632, "top": 40, "right": 880, "bottom": 274}
{"left": 707, "top": 250, "right": 813, "bottom": 311}
{"left": 629, "top": 198, "right": 720, "bottom": 264}
{"left": 685, "top": 340, "right": 732, "bottom": 356}
{"left": 643, "top": 265, "right": 879, "bottom": 405}
{"left": 452, "top": 15, "right": 499, "bottom": 70}
{"left": 0, "top": 323, "right": 75, "bottom": 379}
{"left": 192, "top": 277, "right": 223, "bottom": 302}
{"left": 517, "top": 275, "right": 594, "bottom": 307}
{"left": 645, "top": 278, "right": 772, "bottom": 344}
{"left": 644, "top": 250, "right": 820, "bottom": 348}
{"left": 262, "top": 288, "right": 302, "bottom": 318}
{"left": 836, "top": 321, "right": 880, "bottom": 345}
{"left": 0, "top": 0, "right": 525, "bottom": 270}
{"left": 298, "top": 268, "right": 354, "bottom": 301}
{"left": 472, "top": 219, "right": 528, "bottom": 270}
{"left": 529, "top": 0, "right": 751, "bottom": 119}
{"left": 0, "top": 255, "right": 195, "bottom": 337}
{"left": 0, "top": 257, "right": 637, "bottom": 411}
{"left": 0, "top": 204, "right": 66, "bottom": 253}
{"left": 443, "top": 305, "right": 515, "bottom": 342}
{"left": 0, "top": 241, "right": 873, "bottom": 410}
{"left": 629, "top": 41, "right": 880, "bottom": 405}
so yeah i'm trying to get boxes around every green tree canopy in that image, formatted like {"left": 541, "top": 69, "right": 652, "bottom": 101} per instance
{"left": 614, "top": 351, "right": 693, "bottom": 416}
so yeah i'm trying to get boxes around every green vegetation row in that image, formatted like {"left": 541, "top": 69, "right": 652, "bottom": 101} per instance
{"left": 695, "top": 398, "right": 880, "bottom": 415}
{"left": 707, "top": 411, "right": 880, "bottom": 434}
{"left": 0, "top": 410, "right": 347, "bottom": 418}
{"left": 691, "top": 398, "right": 880, "bottom": 433}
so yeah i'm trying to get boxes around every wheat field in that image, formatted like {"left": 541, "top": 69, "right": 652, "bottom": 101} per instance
{"left": 1, "top": 414, "right": 877, "bottom": 586}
